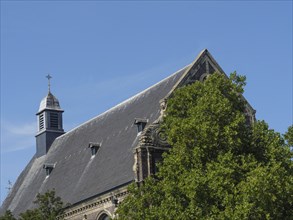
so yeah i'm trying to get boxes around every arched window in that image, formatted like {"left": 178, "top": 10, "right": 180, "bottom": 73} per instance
{"left": 98, "top": 213, "right": 110, "bottom": 220}
{"left": 199, "top": 73, "right": 210, "bottom": 82}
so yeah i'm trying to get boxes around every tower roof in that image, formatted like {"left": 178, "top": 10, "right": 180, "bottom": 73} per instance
{"left": 38, "top": 74, "right": 63, "bottom": 112}
{"left": 38, "top": 92, "right": 62, "bottom": 112}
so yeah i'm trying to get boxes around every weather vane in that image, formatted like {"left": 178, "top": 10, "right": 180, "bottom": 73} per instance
{"left": 46, "top": 74, "right": 52, "bottom": 92}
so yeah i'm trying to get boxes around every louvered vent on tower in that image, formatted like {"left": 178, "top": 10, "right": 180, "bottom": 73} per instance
{"left": 50, "top": 112, "right": 59, "bottom": 128}
{"left": 39, "top": 113, "right": 45, "bottom": 130}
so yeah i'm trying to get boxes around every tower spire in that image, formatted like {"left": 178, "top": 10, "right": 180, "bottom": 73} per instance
{"left": 46, "top": 74, "right": 52, "bottom": 93}
{"left": 36, "top": 74, "right": 64, "bottom": 157}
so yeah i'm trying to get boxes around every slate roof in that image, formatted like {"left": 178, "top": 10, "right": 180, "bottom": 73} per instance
{"left": 1, "top": 61, "right": 190, "bottom": 216}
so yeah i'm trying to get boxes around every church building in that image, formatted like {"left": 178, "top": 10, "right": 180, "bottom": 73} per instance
{"left": 0, "top": 49, "right": 255, "bottom": 219}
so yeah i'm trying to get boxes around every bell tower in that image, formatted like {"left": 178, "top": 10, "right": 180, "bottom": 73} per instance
{"left": 35, "top": 74, "right": 65, "bottom": 157}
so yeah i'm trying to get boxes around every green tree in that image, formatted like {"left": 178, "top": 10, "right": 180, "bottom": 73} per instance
{"left": 19, "top": 189, "right": 66, "bottom": 220}
{"left": 0, "top": 210, "right": 16, "bottom": 220}
{"left": 116, "top": 72, "right": 293, "bottom": 219}
{"left": 19, "top": 209, "right": 42, "bottom": 220}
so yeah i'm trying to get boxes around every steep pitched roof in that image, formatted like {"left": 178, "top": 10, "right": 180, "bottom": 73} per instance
{"left": 1, "top": 49, "right": 228, "bottom": 216}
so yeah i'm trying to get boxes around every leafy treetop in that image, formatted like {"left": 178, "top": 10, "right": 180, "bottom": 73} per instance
{"left": 116, "top": 72, "right": 293, "bottom": 220}
{"left": 0, "top": 190, "right": 67, "bottom": 220}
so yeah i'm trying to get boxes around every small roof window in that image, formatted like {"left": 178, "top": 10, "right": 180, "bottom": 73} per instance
{"left": 134, "top": 118, "right": 148, "bottom": 133}
{"left": 88, "top": 142, "right": 101, "bottom": 158}
{"left": 43, "top": 163, "right": 54, "bottom": 177}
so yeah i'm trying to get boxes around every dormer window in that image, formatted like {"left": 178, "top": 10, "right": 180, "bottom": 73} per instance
{"left": 134, "top": 118, "right": 148, "bottom": 133}
{"left": 43, "top": 164, "right": 54, "bottom": 177}
{"left": 88, "top": 142, "right": 101, "bottom": 158}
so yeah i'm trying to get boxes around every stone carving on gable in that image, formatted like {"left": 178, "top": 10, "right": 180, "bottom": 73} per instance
{"left": 185, "top": 59, "right": 207, "bottom": 84}
{"left": 139, "top": 121, "right": 169, "bottom": 148}
{"left": 159, "top": 98, "right": 167, "bottom": 116}
{"left": 134, "top": 119, "right": 171, "bottom": 183}
{"left": 174, "top": 50, "right": 225, "bottom": 90}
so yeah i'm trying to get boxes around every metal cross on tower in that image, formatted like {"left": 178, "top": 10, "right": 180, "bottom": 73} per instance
{"left": 46, "top": 74, "right": 52, "bottom": 92}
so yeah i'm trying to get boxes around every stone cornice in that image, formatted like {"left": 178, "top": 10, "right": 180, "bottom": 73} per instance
{"left": 59, "top": 187, "right": 129, "bottom": 219}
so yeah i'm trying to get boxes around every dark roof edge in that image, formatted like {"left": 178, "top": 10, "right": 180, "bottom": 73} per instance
{"left": 66, "top": 180, "right": 133, "bottom": 209}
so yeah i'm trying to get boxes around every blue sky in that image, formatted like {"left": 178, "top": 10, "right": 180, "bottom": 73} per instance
{"left": 0, "top": 1, "right": 292, "bottom": 204}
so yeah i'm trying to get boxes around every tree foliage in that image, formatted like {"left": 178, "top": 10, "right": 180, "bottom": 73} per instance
{"left": 19, "top": 189, "right": 66, "bottom": 220}
{"left": 0, "top": 210, "right": 16, "bottom": 220}
{"left": 116, "top": 72, "right": 293, "bottom": 219}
